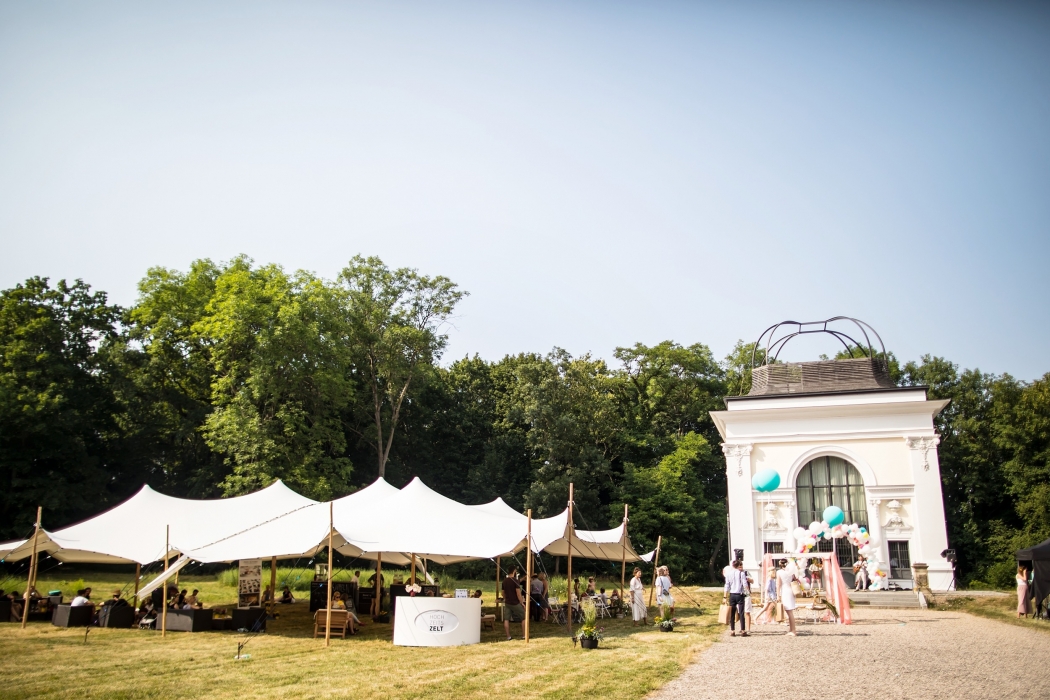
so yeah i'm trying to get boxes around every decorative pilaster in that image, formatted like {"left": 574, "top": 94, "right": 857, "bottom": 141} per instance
{"left": 722, "top": 443, "right": 754, "bottom": 477}
{"left": 906, "top": 436, "right": 940, "bottom": 471}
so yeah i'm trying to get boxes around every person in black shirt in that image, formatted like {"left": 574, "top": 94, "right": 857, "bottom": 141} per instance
{"left": 501, "top": 566, "right": 526, "bottom": 640}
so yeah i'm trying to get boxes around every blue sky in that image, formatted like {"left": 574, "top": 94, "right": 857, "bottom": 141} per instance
{"left": 2, "top": 1, "right": 1048, "bottom": 379}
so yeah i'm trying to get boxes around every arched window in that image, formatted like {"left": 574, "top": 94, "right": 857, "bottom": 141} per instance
{"left": 795, "top": 456, "right": 867, "bottom": 529}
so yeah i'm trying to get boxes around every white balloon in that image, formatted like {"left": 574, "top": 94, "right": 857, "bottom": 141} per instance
{"left": 808, "top": 521, "right": 823, "bottom": 534}
{"left": 786, "top": 563, "right": 799, "bottom": 577}
{"left": 793, "top": 527, "right": 807, "bottom": 540}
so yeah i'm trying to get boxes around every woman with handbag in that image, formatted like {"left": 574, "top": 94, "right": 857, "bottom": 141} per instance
{"left": 776, "top": 561, "right": 798, "bottom": 636}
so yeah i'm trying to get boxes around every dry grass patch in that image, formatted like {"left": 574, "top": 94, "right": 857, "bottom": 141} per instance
{"left": 0, "top": 577, "right": 723, "bottom": 700}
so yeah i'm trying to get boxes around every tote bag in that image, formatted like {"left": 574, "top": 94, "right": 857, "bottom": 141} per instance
{"left": 718, "top": 599, "right": 731, "bottom": 624}
{"left": 775, "top": 601, "right": 785, "bottom": 623}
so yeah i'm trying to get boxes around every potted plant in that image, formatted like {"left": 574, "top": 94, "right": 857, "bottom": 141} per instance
{"left": 576, "top": 599, "right": 604, "bottom": 649}
{"left": 656, "top": 615, "right": 677, "bottom": 632}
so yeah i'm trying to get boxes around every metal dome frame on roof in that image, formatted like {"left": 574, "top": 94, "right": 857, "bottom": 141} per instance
{"left": 750, "top": 316, "right": 886, "bottom": 369}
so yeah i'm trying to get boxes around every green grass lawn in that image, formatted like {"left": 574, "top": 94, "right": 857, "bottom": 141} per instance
{"left": 0, "top": 570, "right": 723, "bottom": 700}
{"left": 929, "top": 592, "right": 1050, "bottom": 635}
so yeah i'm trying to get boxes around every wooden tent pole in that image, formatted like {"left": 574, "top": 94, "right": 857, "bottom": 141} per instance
{"left": 648, "top": 535, "right": 662, "bottom": 609}
{"left": 325, "top": 502, "right": 333, "bottom": 647}
{"left": 525, "top": 509, "right": 533, "bottom": 643}
{"left": 133, "top": 563, "right": 140, "bottom": 611}
{"left": 496, "top": 556, "right": 501, "bottom": 622}
{"left": 566, "top": 482, "right": 574, "bottom": 638}
{"left": 20, "top": 506, "right": 42, "bottom": 629}
{"left": 620, "top": 504, "right": 628, "bottom": 607}
{"left": 269, "top": 556, "right": 277, "bottom": 616}
{"left": 161, "top": 525, "right": 169, "bottom": 638}
{"left": 411, "top": 554, "right": 417, "bottom": 585}
{"left": 373, "top": 553, "right": 382, "bottom": 617}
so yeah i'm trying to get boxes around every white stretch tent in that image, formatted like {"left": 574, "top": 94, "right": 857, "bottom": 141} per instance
{"left": 1, "top": 476, "right": 644, "bottom": 569}
{"left": 0, "top": 481, "right": 316, "bottom": 565}
{"left": 183, "top": 478, "right": 404, "bottom": 564}
{"left": 335, "top": 478, "right": 560, "bottom": 564}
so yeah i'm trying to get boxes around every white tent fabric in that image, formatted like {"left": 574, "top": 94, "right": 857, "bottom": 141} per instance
{"left": 183, "top": 478, "right": 419, "bottom": 565}
{"left": 468, "top": 497, "right": 524, "bottom": 520}
{"left": 0, "top": 476, "right": 644, "bottom": 569}
{"left": 639, "top": 549, "right": 656, "bottom": 563}
{"left": 335, "top": 478, "right": 544, "bottom": 564}
{"left": 472, "top": 501, "right": 643, "bottom": 562}
{"left": 136, "top": 556, "right": 192, "bottom": 598}
{"left": 0, "top": 481, "right": 316, "bottom": 565}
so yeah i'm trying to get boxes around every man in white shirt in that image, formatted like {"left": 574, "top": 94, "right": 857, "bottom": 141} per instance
{"left": 70, "top": 589, "right": 92, "bottom": 607}
{"left": 723, "top": 561, "right": 750, "bottom": 637}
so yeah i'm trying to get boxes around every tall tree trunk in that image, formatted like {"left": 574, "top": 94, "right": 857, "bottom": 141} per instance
{"left": 707, "top": 532, "right": 725, "bottom": 583}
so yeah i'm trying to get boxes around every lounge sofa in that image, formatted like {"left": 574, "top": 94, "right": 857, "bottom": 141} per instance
{"left": 162, "top": 608, "right": 214, "bottom": 632}
{"left": 52, "top": 604, "right": 93, "bottom": 627}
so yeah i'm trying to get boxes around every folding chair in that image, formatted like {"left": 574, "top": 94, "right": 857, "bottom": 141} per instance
{"left": 314, "top": 609, "right": 352, "bottom": 639}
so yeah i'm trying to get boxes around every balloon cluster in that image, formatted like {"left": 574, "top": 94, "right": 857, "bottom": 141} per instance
{"left": 782, "top": 506, "right": 887, "bottom": 590}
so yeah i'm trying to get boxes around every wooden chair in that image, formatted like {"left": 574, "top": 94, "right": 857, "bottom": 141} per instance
{"left": 481, "top": 614, "right": 496, "bottom": 631}
{"left": 314, "top": 609, "right": 353, "bottom": 639}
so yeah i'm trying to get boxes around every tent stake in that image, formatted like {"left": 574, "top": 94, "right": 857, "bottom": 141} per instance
{"left": 620, "top": 504, "right": 628, "bottom": 611}
{"left": 325, "top": 502, "right": 333, "bottom": 647}
{"left": 567, "top": 482, "right": 574, "bottom": 639}
{"left": 20, "top": 506, "right": 41, "bottom": 629}
{"left": 648, "top": 535, "right": 662, "bottom": 610}
{"left": 525, "top": 509, "right": 532, "bottom": 644}
{"left": 161, "top": 525, "right": 169, "bottom": 638}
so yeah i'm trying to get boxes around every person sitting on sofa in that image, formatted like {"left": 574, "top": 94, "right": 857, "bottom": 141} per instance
{"left": 71, "top": 589, "right": 93, "bottom": 607}
{"left": 185, "top": 589, "right": 201, "bottom": 608}
{"left": 103, "top": 590, "right": 128, "bottom": 607}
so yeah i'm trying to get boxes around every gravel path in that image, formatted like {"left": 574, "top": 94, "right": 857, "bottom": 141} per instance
{"left": 653, "top": 608, "right": 1050, "bottom": 700}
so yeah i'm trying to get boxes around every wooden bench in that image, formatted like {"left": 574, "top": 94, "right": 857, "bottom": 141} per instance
{"left": 481, "top": 614, "right": 496, "bottom": 631}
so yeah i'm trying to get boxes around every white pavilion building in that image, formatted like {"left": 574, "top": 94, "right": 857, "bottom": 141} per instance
{"left": 710, "top": 319, "right": 955, "bottom": 591}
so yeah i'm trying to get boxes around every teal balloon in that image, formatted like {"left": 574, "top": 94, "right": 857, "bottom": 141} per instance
{"left": 751, "top": 469, "right": 781, "bottom": 492}
{"left": 823, "top": 505, "right": 845, "bottom": 527}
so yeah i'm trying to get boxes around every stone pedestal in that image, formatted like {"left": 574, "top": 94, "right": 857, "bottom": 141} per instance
{"left": 912, "top": 562, "right": 933, "bottom": 601}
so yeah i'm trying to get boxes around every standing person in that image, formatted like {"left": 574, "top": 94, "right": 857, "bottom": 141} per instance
{"left": 723, "top": 560, "right": 749, "bottom": 637}
{"left": 776, "top": 561, "right": 798, "bottom": 636}
{"left": 629, "top": 568, "right": 647, "bottom": 625}
{"left": 538, "top": 572, "right": 550, "bottom": 621}
{"left": 351, "top": 571, "right": 360, "bottom": 585}
{"left": 529, "top": 573, "right": 545, "bottom": 622}
{"left": 502, "top": 566, "right": 526, "bottom": 640}
{"left": 756, "top": 568, "right": 778, "bottom": 624}
{"left": 853, "top": 556, "right": 869, "bottom": 591}
{"left": 656, "top": 566, "right": 675, "bottom": 619}
{"left": 1017, "top": 566, "right": 1030, "bottom": 618}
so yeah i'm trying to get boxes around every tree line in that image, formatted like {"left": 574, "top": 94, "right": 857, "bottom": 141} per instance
{"left": 1, "top": 256, "right": 1046, "bottom": 585}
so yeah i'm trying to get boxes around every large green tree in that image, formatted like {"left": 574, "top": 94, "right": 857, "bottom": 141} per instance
{"left": 0, "top": 278, "right": 128, "bottom": 537}
{"left": 337, "top": 256, "right": 466, "bottom": 479}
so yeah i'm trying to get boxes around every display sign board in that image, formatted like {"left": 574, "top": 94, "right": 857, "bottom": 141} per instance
{"left": 455, "top": 589, "right": 469, "bottom": 598}
{"left": 238, "top": 559, "right": 262, "bottom": 608}
{"left": 393, "top": 597, "right": 481, "bottom": 647}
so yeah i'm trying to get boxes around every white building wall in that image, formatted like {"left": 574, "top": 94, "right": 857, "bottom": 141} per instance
{"left": 712, "top": 391, "right": 955, "bottom": 591}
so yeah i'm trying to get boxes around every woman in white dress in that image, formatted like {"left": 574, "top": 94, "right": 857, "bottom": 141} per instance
{"left": 630, "top": 567, "right": 647, "bottom": 625}
{"left": 776, "top": 561, "right": 798, "bottom": 636}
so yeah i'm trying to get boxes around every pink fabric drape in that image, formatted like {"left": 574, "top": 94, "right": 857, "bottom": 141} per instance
{"left": 761, "top": 553, "right": 773, "bottom": 603}
{"left": 825, "top": 552, "right": 852, "bottom": 625}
